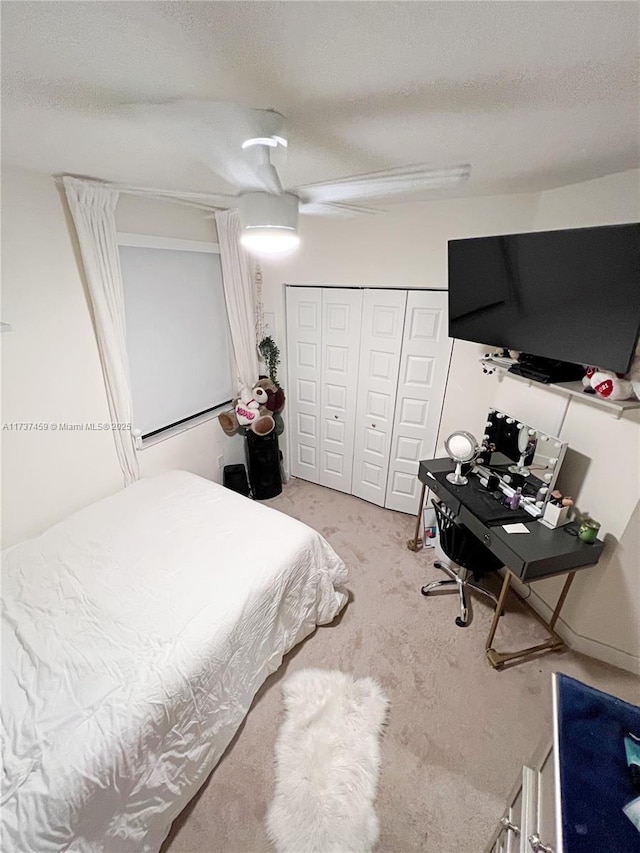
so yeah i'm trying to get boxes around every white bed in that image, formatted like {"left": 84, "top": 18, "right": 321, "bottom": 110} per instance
{"left": 1, "top": 470, "right": 348, "bottom": 852}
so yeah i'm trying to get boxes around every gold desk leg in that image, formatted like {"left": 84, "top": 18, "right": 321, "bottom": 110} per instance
{"left": 485, "top": 570, "right": 512, "bottom": 652}
{"left": 485, "top": 569, "right": 576, "bottom": 669}
{"left": 549, "top": 571, "right": 576, "bottom": 630}
{"left": 407, "top": 481, "right": 427, "bottom": 552}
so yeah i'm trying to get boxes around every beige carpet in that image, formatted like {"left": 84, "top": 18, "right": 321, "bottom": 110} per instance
{"left": 162, "top": 479, "right": 639, "bottom": 853}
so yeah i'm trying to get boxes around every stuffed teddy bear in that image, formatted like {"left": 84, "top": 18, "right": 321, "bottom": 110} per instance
{"left": 254, "top": 377, "right": 286, "bottom": 435}
{"left": 218, "top": 383, "right": 278, "bottom": 437}
{"left": 583, "top": 344, "right": 640, "bottom": 402}
{"left": 255, "top": 377, "right": 285, "bottom": 412}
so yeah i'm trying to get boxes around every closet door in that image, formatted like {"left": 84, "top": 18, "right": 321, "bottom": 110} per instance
{"left": 351, "top": 289, "right": 407, "bottom": 506}
{"left": 319, "top": 288, "right": 363, "bottom": 493}
{"left": 286, "top": 287, "right": 322, "bottom": 483}
{"left": 385, "top": 290, "right": 453, "bottom": 514}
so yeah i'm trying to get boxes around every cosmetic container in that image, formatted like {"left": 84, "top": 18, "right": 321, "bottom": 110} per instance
{"left": 510, "top": 487, "right": 522, "bottom": 510}
{"left": 579, "top": 518, "right": 601, "bottom": 543}
{"left": 540, "top": 500, "right": 570, "bottom": 529}
{"left": 535, "top": 486, "right": 549, "bottom": 503}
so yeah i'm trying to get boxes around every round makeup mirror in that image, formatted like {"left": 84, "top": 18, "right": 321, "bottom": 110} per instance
{"left": 445, "top": 430, "right": 478, "bottom": 485}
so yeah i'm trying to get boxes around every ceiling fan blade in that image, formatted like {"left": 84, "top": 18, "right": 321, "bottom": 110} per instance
{"left": 299, "top": 200, "right": 385, "bottom": 217}
{"left": 120, "top": 100, "right": 286, "bottom": 193}
{"left": 196, "top": 140, "right": 284, "bottom": 194}
{"left": 297, "top": 163, "right": 471, "bottom": 205}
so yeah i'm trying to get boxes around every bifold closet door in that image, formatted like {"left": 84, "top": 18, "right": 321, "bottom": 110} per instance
{"left": 286, "top": 287, "right": 322, "bottom": 483}
{"left": 287, "top": 286, "right": 452, "bottom": 513}
{"left": 319, "top": 288, "right": 363, "bottom": 493}
{"left": 385, "top": 290, "right": 453, "bottom": 514}
{"left": 286, "top": 286, "right": 363, "bottom": 493}
{"left": 351, "top": 289, "right": 407, "bottom": 506}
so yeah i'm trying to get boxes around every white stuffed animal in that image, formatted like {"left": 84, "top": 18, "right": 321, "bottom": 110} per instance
{"left": 235, "top": 387, "right": 262, "bottom": 426}
{"left": 628, "top": 349, "right": 640, "bottom": 400}
{"left": 583, "top": 344, "right": 640, "bottom": 402}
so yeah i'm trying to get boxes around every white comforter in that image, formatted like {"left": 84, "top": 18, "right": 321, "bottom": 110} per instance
{"left": 1, "top": 471, "right": 348, "bottom": 852}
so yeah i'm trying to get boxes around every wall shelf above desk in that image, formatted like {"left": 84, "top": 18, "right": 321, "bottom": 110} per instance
{"left": 480, "top": 356, "right": 640, "bottom": 419}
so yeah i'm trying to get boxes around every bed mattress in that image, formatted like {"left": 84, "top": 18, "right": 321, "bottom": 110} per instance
{"left": 1, "top": 470, "right": 348, "bottom": 851}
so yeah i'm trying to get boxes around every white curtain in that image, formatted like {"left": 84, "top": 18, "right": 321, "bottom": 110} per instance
{"left": 215, "top": 209, "right": 259, "bottom": 390}
{"left": 62, "top": 176, "right": 139, "bottom": 485}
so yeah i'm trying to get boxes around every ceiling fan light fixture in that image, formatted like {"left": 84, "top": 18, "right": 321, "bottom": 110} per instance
{"left": 241, "top": 135, "right": 288, "bottom": 150}
{"left": 240, "top": 109, "right": 287, "bottom": 150}
{"left": 240, "top": 226, "right": 300, "bottom": 255}
{"left": 242, "top": 136, "right": 277, "bottom": 149}
{"left": 238, "top": 191, "right": 300, "bottom": 256}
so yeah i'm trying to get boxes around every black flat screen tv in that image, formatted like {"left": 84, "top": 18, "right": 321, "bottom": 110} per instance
{"left": 448, "top": 223, "right": 640, "bottom": 374}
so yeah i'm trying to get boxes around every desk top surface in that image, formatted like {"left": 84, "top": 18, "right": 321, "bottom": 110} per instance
{"left": 419, "top": 457, "right": 604, "bottom": 576}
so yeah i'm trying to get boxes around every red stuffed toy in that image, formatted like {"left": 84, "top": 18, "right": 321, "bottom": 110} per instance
{"left": 583, "top": 343, "right": 640, "bottom": 401}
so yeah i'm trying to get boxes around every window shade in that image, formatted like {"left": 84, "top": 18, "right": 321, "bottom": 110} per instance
{"left": 119, "top": 244, "right": 234, "bottom": 437}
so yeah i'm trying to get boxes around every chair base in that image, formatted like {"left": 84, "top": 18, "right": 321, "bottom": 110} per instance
{"left": 421, "top": 560, "right": 499, "bottom": 627}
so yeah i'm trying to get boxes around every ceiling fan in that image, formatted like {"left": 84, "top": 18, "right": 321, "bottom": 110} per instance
{"left": 125, "top": 100, "right": 471, "bottom": 254}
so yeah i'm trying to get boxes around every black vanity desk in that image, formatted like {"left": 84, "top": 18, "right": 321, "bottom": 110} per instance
{"left": 416, "top": 457, "right": 604, "bottom": 668}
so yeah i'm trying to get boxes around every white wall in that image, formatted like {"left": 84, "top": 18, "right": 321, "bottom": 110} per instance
{"left": 533, "top": 169, "right": 639, "bottom": 228}
{"left": 1, "top": 168, "right": 244, "bottom": 547}
{"left": 260, "top": 170, "right": 640, "bottom": 671}
{"left": 512, "top": 170, "right": 640, "bottom": 671}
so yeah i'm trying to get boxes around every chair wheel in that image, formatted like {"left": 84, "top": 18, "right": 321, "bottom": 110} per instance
{"left": 420, "top": 585, "right": 430, "bottom": 596}
{"left": 455, "top": 617, "right": 468, "bottom": 627}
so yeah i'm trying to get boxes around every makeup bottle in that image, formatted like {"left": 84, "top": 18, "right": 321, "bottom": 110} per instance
{"left": 510, "top": 487, "right": 523, "bottom": 510}
{"left": 535, "top": 485, "right": 549, "bottom": 503}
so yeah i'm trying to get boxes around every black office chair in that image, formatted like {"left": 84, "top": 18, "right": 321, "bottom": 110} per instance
{"left": 421, "top": 500, "right": 502, "bottom": 627}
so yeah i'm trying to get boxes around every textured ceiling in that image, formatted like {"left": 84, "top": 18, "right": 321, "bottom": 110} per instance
{"left": 2, "top": 1, "right": 639, "bottom": 201}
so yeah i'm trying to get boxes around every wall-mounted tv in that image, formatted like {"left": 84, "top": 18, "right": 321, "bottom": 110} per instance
{"left": 448, "top": 223, "right": 640, "bottom": 375}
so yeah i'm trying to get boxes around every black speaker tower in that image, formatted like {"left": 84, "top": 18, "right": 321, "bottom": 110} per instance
{"left": 246, "top": 431, "right": 282, "bottom": 500}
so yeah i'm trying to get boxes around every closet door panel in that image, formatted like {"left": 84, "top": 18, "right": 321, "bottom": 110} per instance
{"left": 320, "top": 289, "right": 363, "bottom": 493}
{"left": 385, "top": 290, "right": 453, "bottom": 514}
{"left": 286, "top": 287, "right": 322, "bottom": 484}
{"left": 352, "top": 289, "right": 407, "bottom": 507}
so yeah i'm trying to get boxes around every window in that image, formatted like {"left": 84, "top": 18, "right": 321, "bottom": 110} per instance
{"left": 118, "top": 233, "right": 234, "bottom": 440}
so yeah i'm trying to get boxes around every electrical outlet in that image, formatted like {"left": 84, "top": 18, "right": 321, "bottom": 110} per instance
{"left": 217, "top": 454, "right": 224, "bottom": 468}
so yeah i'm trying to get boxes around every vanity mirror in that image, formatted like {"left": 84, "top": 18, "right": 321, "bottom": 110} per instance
{"left": 445, "top": 430, "right": 479, "bottom": 485}
{"left": 479, "top": 409, "right": 568, "bottom": 506}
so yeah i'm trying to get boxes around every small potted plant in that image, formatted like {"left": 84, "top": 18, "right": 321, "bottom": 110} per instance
{"left": 258, "top": 335, "right": 281, "bottom": 387}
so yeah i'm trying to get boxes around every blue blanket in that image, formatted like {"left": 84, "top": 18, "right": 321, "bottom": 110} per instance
{"left": 557, "top": 673, "right": 640, "bottom": 852}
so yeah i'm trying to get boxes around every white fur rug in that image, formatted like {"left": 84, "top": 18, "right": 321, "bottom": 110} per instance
{"left": 266, "top": 668, "right": 389, "bottom": 853}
